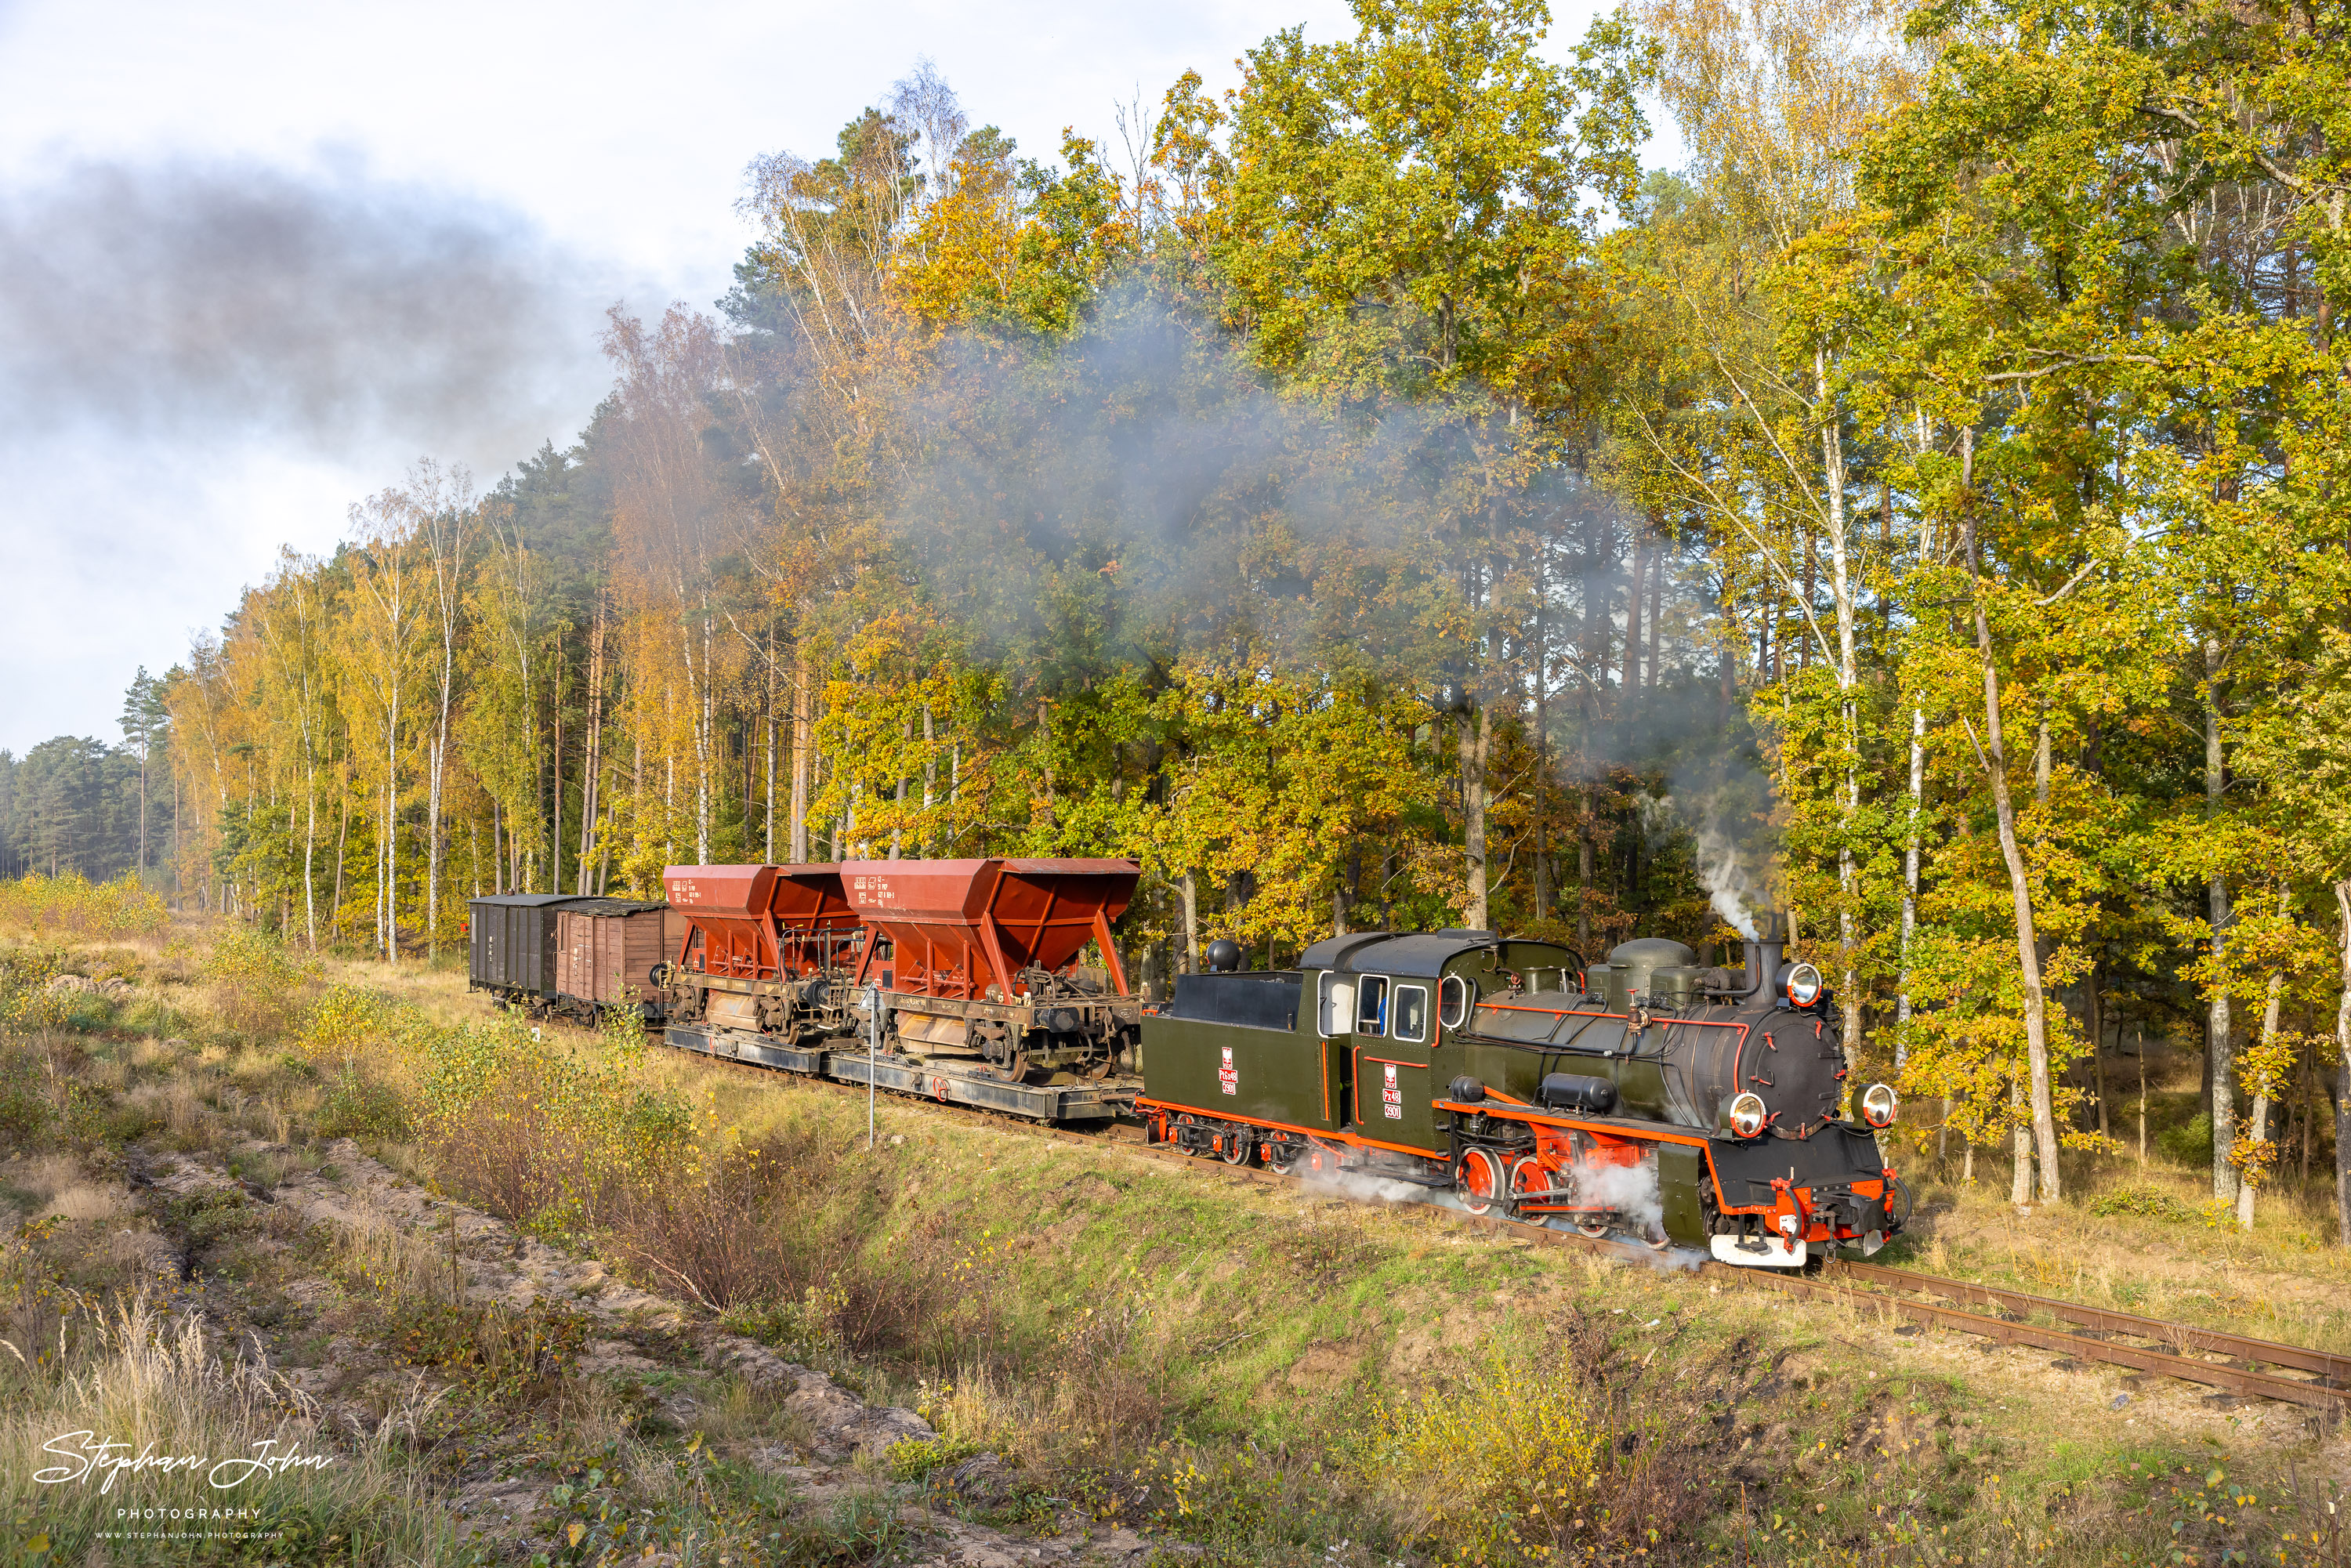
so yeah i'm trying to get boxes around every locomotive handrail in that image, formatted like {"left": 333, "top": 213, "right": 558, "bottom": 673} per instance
{"left": 1456, "top": 1010, "right": 1748, "bottom": 1067}
{"left": 1480, "top": 999, "right": 1753, "bottom": 1030}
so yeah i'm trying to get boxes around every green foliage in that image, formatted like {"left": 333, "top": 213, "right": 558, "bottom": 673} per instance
{"left": 885, "top": 1433, "right": 989, "bottom": 1480}
{"left": 317, "top": 1070, "right": 409, "bottom": 1139}
{"left": 201, "top": 926, "right": 323, "bottom": 1044}
{"left": 719, "top": 1293, "right": 838, "bottom": 1363}
{"left": 2157, "top": 1113, "right": 2215, "bottom": 1168}
{"left": 0, "top": 946, "right": 69, "bottom": 1034}
{"left": 1219, "top": 0, "right": 1650, "bottom": 411}
{"left": 2086, "top": 1186, "right": 2201, "bottom": 1222}
{"left": 0, "top": 1063, "right": 52, "bottom": 1150}
{"left": 60, "top": 1085, "right": 158, "bottom": 1146}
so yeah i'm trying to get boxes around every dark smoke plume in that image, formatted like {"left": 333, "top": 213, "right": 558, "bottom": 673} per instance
{"left": 0, "top": 156, "right": 608, "bottom": 457}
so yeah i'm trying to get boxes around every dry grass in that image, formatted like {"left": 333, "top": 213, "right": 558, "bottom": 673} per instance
{"left": 13, "top": 914, "right": 2343, "bottom": 1566}
{"left": 0, "top": 1293, "right": 449, "bottom": 1564}
{"left": 334, "top": 1209, "right": 466, "bottom": 1313}
{"left": 1889, "top": 1163, "right": 2351, "bottom": 1353}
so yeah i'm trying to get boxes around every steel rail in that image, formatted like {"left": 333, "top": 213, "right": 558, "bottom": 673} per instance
{"left": 668, "top": 1036, "right": 2346, "bottom": 1413}
{"left": 1823, "top": 1258, "right": 2351, "bottom": 1385}
{"left": 1766, "top": 1270, "right": 2346, "bottom": 1414}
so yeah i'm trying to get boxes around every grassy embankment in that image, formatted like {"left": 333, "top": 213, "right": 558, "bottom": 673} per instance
{"left": 0, "top": 877, "right": 2345, "bottom": 1566}
{"left": 1868, "top": 1040, "right": 2351, "bottom": 1365}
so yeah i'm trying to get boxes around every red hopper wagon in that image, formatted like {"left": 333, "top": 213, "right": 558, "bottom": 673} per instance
{"left": 657, "top": 856, "right": 1144, "bottom": 1121}
{"left": 662, "top": 864, "right": 862, "bottom": 1043}
{"left": 838, "top": 858, "right": 1143, "bottom": 1078}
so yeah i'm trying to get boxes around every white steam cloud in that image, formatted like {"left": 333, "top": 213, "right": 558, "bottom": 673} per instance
{"left": 1641, "top": 791, "right": 1765, "bottom": 940}
{"left": 1297, "top": 1162, "right": 1436, "bottom": 1207}
{"left": 1572, "top": 1157, "right": 1665, "bottom": 1238}
{"left": 1691, "top": 806, "right": 1762, "bottom": 940}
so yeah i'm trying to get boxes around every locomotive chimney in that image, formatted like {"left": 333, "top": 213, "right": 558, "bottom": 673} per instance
{"left": 1735, "top": 910, "right": 1789, "bottom": 1000}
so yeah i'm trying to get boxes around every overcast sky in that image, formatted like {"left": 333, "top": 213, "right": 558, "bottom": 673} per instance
{"left": 0, "top": 0, "right": 1649, "bottom": 756}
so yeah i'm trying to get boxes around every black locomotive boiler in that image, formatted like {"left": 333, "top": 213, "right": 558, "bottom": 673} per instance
{"left": 1136, "top": 912, "right": 1907, "bottom": 1266}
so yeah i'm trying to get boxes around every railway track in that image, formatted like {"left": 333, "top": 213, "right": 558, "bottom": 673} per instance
{"left": 687, "top": 1045, "right": 2349, "bottom": 1416}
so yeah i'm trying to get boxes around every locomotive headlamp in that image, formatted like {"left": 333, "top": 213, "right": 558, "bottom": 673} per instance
{"left": 1728, "top": 1092, "right": 1768, "bottom": 1139}
{"left": 1781, "top": 962, "right": 1824, "bottom": 1008}
{"left": 1862, "top": 1082, "right": 1900, "bottom": 1129}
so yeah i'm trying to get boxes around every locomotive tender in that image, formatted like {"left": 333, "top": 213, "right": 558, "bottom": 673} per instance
{"left": 470, "top": 863, "right": 1907, "bottom": 1268}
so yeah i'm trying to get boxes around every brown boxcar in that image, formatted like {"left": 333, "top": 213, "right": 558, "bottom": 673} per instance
{"left": 469, "top": 893, "right": 610, "bottom": 1008}
{"left": 551, "top": 899, "right": 674, "bottom": 1021}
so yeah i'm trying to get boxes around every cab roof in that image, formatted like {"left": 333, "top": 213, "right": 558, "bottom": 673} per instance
{"left": 1299, "top": 930, "right": 1496, "bottom": 978}
{"left": 1297, "top": 930, "right": 1581, "bottom": 979}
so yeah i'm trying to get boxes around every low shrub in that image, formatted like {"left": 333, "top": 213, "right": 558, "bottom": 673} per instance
{"left": 0, "top": 947, "right": 73, "bottom": 1032}
{"left": 2088, "top": 1184, "right": 2203, "bottom": 1222}
{"left": 884, "top": 1433, "right": 989, "bottom": 1480}
{"left": 202, "top": 927, "right": 324, "bottom": 1045}
{"left": 722, "top": 1291, "right": 838, "bottom": 1362}
{"left": 0, "top": 873, "right": 167, "bottom": 941}
{"left": 317, "top": 1070, "right": 409, "bottom": 1139}
{"left": 2157, "top": 1110, "right": 2215, "bottom": 1166}
{"left": 1346, "top": 1321, "right": 1708, "bottom": 1566}
{"left": 0, "top": 1053, "right": 52, "bottom": 1150}
{"left": 60, "top": 1085, "right": 159, "bottom": 1146}
{"left": 614, "top": 1135, "right": 1006, "bottom": 1366}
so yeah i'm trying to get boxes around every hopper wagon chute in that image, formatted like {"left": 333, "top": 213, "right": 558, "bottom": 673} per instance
{"left": 839, "top": 857, "right": 1143, "bottom": 1079}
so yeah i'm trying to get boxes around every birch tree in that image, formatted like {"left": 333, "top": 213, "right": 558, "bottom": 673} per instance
{"left": 344, "top": 493, "right": 426, "bottom": 960}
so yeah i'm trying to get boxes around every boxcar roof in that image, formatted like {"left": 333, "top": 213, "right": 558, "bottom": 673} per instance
{"left": 470, "top": 893, "right": 600, "bottom": 908}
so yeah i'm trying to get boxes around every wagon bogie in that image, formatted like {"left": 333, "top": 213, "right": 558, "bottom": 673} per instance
{"left": 664, "top": 864, "right": 861, "bottom": 1044}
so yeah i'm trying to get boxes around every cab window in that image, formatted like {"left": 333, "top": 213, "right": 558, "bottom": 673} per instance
{"left": 1439, "top": 975, "right": 1473, "bottom": 1029}
{"left": 1393, "top": 984, "right": 1429, "bottom": 1044}
{"left": 1354, "top": 976, "right": 1389, "bottom": 1037}
{"left": 1317, "top": 972, "right": 1357, "bottom": 1037}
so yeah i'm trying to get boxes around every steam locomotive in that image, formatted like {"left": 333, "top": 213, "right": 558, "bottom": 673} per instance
{"left": 1144, "top": 913, "right": 1907, "bottom": 1267}
{"left": 469, "top": 864, "right": 1907, "bottom": 1268}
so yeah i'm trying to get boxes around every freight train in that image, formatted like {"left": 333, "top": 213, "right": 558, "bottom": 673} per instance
{"left": 467, "top": 862, "right": 1907, "bottom": 1268}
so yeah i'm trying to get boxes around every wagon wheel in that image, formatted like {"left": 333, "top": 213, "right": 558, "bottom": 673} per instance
{"left": 1219, "top": 1129, "right": 1254, "bottom": 1166}
{"left": 1574, "top": 1211, "right": 1612, "bottom": 1239}
{"left": 1004, "top": 1047, "right": 1031, "bottom": 1082}
{"left": 1266, "top": 1140, "right": 1303, "bottom": 1175}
